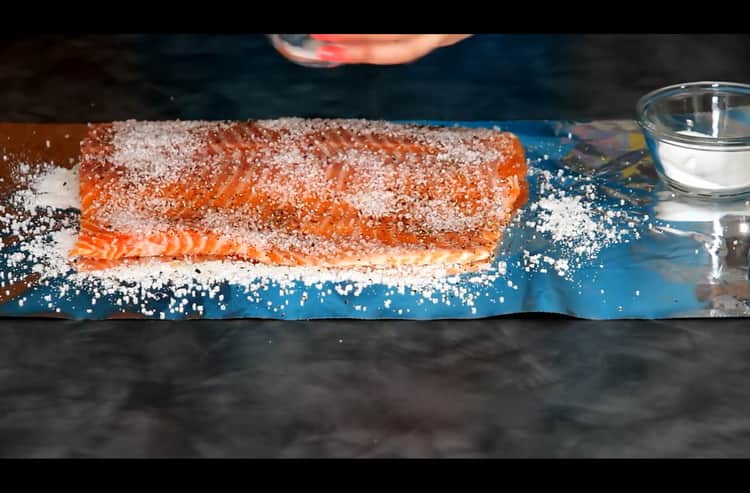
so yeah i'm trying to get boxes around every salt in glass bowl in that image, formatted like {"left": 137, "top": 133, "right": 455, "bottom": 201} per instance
{"left": 636, "top": 81, "right": 750, "bottom": 200}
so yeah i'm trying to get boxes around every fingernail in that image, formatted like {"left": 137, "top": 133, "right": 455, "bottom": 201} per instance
{"left": 310, "top": 34, "right": 337, "bottom": 42}
{"left": 317, "top": 44, "right": 348, "bottom": 62}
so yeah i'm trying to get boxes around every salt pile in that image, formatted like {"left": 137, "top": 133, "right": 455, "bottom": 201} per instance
{"left": 656, "top": 129, "right": 750, "bottom": 192}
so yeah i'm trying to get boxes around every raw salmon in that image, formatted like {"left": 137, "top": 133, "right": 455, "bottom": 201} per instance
{"left": 70, "top": 119, "right": 527, "bottom": 269}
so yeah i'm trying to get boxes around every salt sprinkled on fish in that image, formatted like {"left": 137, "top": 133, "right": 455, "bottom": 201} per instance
{"left": 0, "top": 164, "right": 507, "bottom": 318}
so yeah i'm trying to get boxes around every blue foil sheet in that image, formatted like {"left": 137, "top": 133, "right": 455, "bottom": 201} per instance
{"left": 1, "top": 120, "right": 748, "bottom": 320}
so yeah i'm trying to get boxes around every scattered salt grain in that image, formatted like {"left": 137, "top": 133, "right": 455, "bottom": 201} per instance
{"left": 517, "top": 167, "right": 642, "bottom": 279}
{"left": 15, "top": 164, "right": 80, "bottom": 212}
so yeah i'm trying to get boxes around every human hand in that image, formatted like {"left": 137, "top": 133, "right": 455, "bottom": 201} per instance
{"left": 309, "top": 34, "right": 472, "bottom": 65}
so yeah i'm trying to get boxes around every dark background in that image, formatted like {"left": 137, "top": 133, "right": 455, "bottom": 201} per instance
{"left": 5, "top": 34, "right": 750, "bottom": 122}
{"left": 1, "top": 34, "right": 750, "bottom": 458}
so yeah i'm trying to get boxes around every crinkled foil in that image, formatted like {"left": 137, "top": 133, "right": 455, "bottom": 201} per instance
{"left": 0, "top": 120, "right": 747, "bottom": 320}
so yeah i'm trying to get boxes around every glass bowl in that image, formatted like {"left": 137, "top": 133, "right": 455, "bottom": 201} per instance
{"left": 636, "top": 81, "right": 750, "bottom": 200}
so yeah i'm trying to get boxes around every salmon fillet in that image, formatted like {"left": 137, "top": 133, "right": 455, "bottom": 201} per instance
{"left": 70, "top": 119, "right": 527, "bottom": 270}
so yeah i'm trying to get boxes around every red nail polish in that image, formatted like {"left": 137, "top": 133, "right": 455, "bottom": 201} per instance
{"left": 317, "top": 44, "right": 347, "bottom": 62}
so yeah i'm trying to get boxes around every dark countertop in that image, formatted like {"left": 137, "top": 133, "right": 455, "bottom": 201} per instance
{"left": 2, "top": 34, "right": 750, "bottom": 458}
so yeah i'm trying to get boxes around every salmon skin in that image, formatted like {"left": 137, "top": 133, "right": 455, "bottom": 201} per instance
{"left": 70, "top": 119, "right": 527, "bottom": 270}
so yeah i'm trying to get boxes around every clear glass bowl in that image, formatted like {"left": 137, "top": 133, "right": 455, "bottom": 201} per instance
{"left": 636, "top": 81, "right": 750, "bottom": 200}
